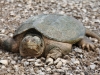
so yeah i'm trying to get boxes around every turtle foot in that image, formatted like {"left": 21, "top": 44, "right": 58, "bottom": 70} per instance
{"left": 78, "top": 37, "right": 96, "bottom": 51}
{"left": 47, "top": 47, "right": 62, "bottom": 59}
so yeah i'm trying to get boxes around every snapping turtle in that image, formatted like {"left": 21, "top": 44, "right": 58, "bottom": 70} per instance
{"left": 0, "top": 14, "right": 100, "bottom": 59}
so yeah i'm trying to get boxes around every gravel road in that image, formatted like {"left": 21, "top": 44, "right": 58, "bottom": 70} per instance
{"left": 0, "top": 0, "right": 100, "bottom": 75}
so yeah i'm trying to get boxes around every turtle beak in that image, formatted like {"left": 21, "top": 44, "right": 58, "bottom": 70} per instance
{"left": 26, "top": 35, "right": 42, "bottom": 53}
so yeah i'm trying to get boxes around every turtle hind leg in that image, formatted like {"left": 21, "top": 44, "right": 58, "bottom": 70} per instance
{"left": 77, "top": 37, "right": 96, "bottom": 51}
{"left": 85, "top": 29, "right": 100, "bottom": 41}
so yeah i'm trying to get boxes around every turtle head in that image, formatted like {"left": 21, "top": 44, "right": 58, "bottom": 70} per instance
{"left": 20, "top": 34, "right": 44, "bottom": 57}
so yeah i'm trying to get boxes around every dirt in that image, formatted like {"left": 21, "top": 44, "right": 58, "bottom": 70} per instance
{"left": 0, "top": 0, "right": 100, "bottom": 75}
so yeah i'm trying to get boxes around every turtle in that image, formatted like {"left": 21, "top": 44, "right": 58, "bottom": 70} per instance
{"left": 0, "top": 14, "right": 100, "bottom": 59}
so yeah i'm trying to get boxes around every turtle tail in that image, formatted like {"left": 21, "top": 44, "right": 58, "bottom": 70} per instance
{"left": 85, "top": 29, "right": 100, "bottom": 41}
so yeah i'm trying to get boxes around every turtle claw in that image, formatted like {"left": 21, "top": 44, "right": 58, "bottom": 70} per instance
{"left": 47, "top": 48, "right": 62, "bottom": 59}
{"left": 81, "top": 42, "right": 95, "bottom": 51}
{"left": 78, "top": 37, "right": 96, "bottom": 51}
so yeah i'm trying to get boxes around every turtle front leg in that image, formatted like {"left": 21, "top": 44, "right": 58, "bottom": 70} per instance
{"left": 46, "top": 47, "right": 62, "bottom": 65}
{"left": 47, "top": 47, "right": 62, "bottom": 59}
{"left": 77, "top": 37, "right": 96, "bottom": 51}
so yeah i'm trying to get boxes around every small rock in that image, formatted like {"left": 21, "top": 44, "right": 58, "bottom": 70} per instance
{"left": 45, "top": 67, "right": 51, "bottom": 72}
{"left": 82, "top": 8, "right": 87, "bottom": 13}
{"left": 54, "top": 58, "right": 61, "bottom": 64}
{"left": 11, "top": 60, "right": 16, "bottom": 65}
{"left": 27, "top": 59, "right": 35, "bottom": 62}
{"left": 34, "top": 61, "right": 44, "bottom": 67}
{"left": 46, "top": 58, "right": 54, "bottom": 65}
{"left": 1, "top": 65, "right": 6, "bottom": 69}
{"left": 56, "top": 69, "right": 64, "bottom": 73}
{"left": 0, "top": 29, "right": 5, "bottom": 33}
{"left": 80, "top": 72, "right": 85, "bottom": 75}
{"left": 36, "top": 59, "right": 41, "bottom": 62}
{"left": 71, "top": 58, "right": 80, "bottom": 65}
{"left": 56, "top": 61, "right": 62, "bottom": 69}
{"left": 10, "top": 11, "right": 15, "bottom": 16}
{"left": 85, "top": 26, "right": 91, "bottom": 29}
{"left": 17, "top": 4, "right": 22, "bottom": 7}
{"left": 74, "top": 48, "right": 82, "bottom": 53}
{"left": 8, "top": 33, "right": 13, "bottom": 37}
{"left": 40, "top": 57, "right": 45, "bottom": 62}
{"left": 60, "top": 59, "right": 68, "bottom": 65}
{"left": 90, "top": 63, "right": 96, "bottom": 69}
{"left": 14, "top": 65, "right": 19, "bottom": 71}
{"left": 23, "top": 61, "right": 29, "bottom": 66}
{"left": 0, "top": 51, "right": 3, "bottom": 54}
{"left": 0, "top": 60, "right": 8, "bottom": 65}
{"left": 53, "top": 72, "right": 61, "bottom": 75}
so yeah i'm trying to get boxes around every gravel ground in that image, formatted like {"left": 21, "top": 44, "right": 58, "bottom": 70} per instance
{"left": 0, "top": 0, "right": 100, "bottom": 75}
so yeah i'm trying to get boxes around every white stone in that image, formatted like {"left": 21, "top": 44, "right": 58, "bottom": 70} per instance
{"left": 90, "top": 63, "right": 96, "bottom": 69}
{"left": 24, "top": 61, "right": 29, "bottom": 66}
{"left": 0, "top": 60, "right": 8, "bottom": 65}
{"left": 82, "top": 9, "right": 87, "bottom": 13}
{"left": 71, "top": 58, "right": 80, "bottom": 65}
{"left": 54, "top": 58, "right": 61, "bottom": 64}
{"left": 27, "top": 59, "right": 35, "bottom": 62}
{"left": 0, "top": 29, "right": 5, "bottom": 33}
{"left": 46, "top": 58, "right": 53, "bottom": 65}
{"left": 34, "top": 62, "right": 43, "bottom": 67}
{"left": 56, "top": 61, "right": 62, "bottom": 69}
{"left": 46, "top": 67, "right": 51, "bottom": 72}
{"left": 10, "top": 11, "right": 15, "bottom": 16}
{"left": 74, "top": 48, "right": 82, "bottom": 53}
{"left": 60, "top": 59, "right": 68, "bottom": 65}
{"left": 1, "top": 65, "right": 6, "bottom": 69}
{"left": 11, "top": 60, "right": 16, "bottom": 65}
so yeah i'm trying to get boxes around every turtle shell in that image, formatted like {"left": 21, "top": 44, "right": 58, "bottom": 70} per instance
{"left": 14, "top": 14, "right": 85, "bottom": 44}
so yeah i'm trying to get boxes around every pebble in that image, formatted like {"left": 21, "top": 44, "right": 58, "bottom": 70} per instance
{"left": 14, "top": 65, "right": 19, "bottom": 71}
{"left": 34, "top": 62, "right": 44, "bottom": 67}
{"left": 56, "top": 61, "right": 62, "bottom": 69}
{"left": 1, "top": 65, "right": 6, "bottom": 69}
{"left": 60, "top": 59, "right": 68, "bottom": 65}
{"left": 0, "top": 60, "right": 8, "bottom": 65}
{"left": 0, "top": 0, "right": 100, "bottom": 75}
{"left": 90, "top": 63, "right": 96, "bottom": 69}
{"left": 54, "top": 58, "right": 61, "bottom": 64}
{"left": 0, "top": 51, "right": 3, "bottom": 54}
{"left": 71, "top": 58, "right": 80, "bottom": 65}
{"left": 10, "top": 11, "right": 15, "bottom": 16}
{"left": 0, "top": 29, "right": 5, "bottom": 33}
{"left": 23, "top": 61, "right": 29, "bottom": 66}
{"left": 46, "top": 67, "right": 51, "bottom": 72}
{"left": 35, "top": 59, "right": 44, "bottom": 67}
{"left": 74, "top": 48, "right": 82, "bottom": 53}
{"left": 27, "top": 59, "right": 35, "bottom": 62}
{"left": 46, "top": 58, "right": 54, "bottom": 65}
{"left": 53, "top": 72, "right": 61, "bottom": 75}
{"left": 11, "top": 60, "right": 16, "bottom": 65}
